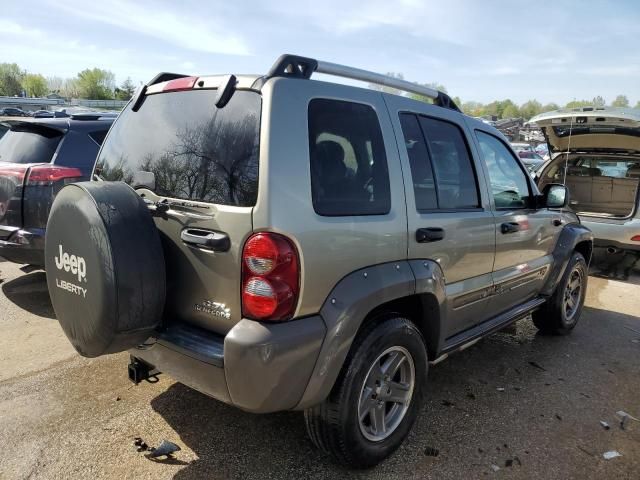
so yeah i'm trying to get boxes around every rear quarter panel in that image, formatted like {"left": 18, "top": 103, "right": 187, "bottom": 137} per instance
{"left": 253, "top": 78, "right": 408, "bottom": 317}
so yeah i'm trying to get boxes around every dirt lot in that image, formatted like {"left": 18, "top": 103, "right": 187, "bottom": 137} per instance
{"left": 0, "top": 260, "right": 638, "bottom": 480}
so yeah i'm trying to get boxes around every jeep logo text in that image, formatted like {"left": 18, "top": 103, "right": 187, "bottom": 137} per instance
{"left": 54, "top": 244, "right": 87, "bottom": 282}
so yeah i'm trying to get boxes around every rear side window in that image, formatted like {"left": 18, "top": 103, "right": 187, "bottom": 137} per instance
{"left": 95, "top": 89, "right": 261, "bottom": 207}
{"left": 309, "top": 99, "right": 390, "bottom": 216}
{"left": 0, "top": 124, "right": 63, "bottom": 164}
{"left": 399, "top": 113, "right": 479, "bottom": 210}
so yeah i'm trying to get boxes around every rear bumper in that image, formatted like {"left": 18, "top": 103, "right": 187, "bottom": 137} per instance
{"left": 581, "top": 217, "right": 640, "bottom": 252}
{"left": 130, "top": 316, "right": 326, "bottom": 413}
{"left": 0, "top": 227, "right": 45, "bottom": 265}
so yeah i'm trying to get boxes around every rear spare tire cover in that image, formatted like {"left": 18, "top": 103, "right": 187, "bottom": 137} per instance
{"left": 45, "top": 181, "right": 166, "bottom": 357}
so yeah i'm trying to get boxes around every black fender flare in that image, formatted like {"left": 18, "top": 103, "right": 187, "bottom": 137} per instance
{"left": 295, "top": 259, "right": 446, "bottom": 409}
{"left": 541, "top": 222, "right": 593, "bottom": 296}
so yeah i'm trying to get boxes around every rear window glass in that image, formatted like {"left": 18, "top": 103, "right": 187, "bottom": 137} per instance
{"left": 308, "top": 99, "right": 390, "bottom": 216}
{"left": 0, "top": 124, "right": 63, "bottom": 164}
{"left": 95, "top": 89, "right": 261, "bottom": 207}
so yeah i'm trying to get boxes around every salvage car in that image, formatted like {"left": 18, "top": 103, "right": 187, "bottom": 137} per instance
{"left": 533, "top": 107, "right": 640, "bottom": 278}
{"left": 0, "top": 113, "right": 114, "bottom": 265}
{"left": 44, "top": 55, "right": 592, "bottom": 468}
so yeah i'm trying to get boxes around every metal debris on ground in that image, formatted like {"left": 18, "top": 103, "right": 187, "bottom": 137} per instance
{"left": 490, "top": 464, "right": 500, "bottom": 472}
{"left": 600, "top": 421, "right": 611, "bottom": 430}
{"left": 496, "top": 387, "right": 505, "bottom": 392}
{"left": 147, "top": 440, "right": 181, "bottom": 459}
{"left": 133, "top": 437, "right": 148, "bottom": 452}
{"left": 616, "top": 410, "right": 639, "bottom": 430}
{"left": 602, "top": 451, "right": 622, "bottom": 460}
{"left": 555, "top": 414, "right": 562, "bottom": 421}
{"left": 424, "top": 446, "right": 439, "bottom": 457}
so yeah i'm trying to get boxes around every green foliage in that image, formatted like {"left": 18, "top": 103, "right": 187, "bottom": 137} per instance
{"left": 0, "top": 63, "right": 25, "bottom": 96}
{"left": 62, "top": 78, "right": 80, "bottom": 99}
{"left": 565, "top": 99, "right": 593, "bottom": 108}
{"left": 76, "top": 68, "right": 115, "bottom": 99}
{"left": 22, "top": 73, "right": 48, "bottom": 97}
{"left": 115, "top": 77, "right": 136, "bottom": 101}
{"left": 592, "top": 96, "right": 605, "bottom": 107}
{"left": 611, "top": 94, "right": 629, "bottom": 108}
{"left": 519, "top": 100, "right": 542, "bottom": 120}
{"left": 541, "top": 103, "right": 560, "bottom": 112}
{"left": 635, "top": 101, "right": 640, "bottom": 110}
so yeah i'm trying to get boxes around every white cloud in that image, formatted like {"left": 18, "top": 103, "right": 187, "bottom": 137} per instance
{"left": 45, "top": 0, "right": 250, "bottom": 56}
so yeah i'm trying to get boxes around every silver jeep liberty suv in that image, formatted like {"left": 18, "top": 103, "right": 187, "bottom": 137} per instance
{"left": 44, "top": 54, "right": 593, "bottom": 468}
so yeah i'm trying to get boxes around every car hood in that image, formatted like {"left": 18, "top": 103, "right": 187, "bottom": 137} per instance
{"left": 530, "top": 107, "right": 640, "bottom": 155}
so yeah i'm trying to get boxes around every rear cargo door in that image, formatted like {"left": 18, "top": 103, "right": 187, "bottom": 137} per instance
{"left": 94, "top": 88, "right": 261, "bottom": 335}
{"left": 0, "top": 123, "right": 64, "bottom": 237}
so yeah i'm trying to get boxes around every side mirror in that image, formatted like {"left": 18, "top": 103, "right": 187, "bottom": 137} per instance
{"left": 132, "top": 170, "right": 156, "bottom": 191}
{"left": 541, "top": 183, "right": 568, "bottom": 209}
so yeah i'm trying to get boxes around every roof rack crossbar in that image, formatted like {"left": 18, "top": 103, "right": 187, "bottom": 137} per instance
{"left": 266, "top": 54, "right": 460, "bottom": 112}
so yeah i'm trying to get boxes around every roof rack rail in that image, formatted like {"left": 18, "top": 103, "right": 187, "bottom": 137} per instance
{"left": 266, "top": 54, "right": 460, "bottom": 112}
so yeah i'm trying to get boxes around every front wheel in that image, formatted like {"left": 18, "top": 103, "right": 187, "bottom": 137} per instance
{"left": 533, "top": 252, "right": 588, "bottom": 335}
{"left": 304, "top": 316, "right": 428, "bottom": 468}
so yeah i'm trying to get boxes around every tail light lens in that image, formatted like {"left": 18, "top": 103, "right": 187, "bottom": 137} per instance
{"left": 27, "top": 165, "right": 83, "bottom": 186}
{"left": 0, "top": 165, "right": 29, "bottom": 180}
{"left": 631, "top": 235, "right": 640, "bottom": 242}
{"left": 242, "top": 232, "right": 299, "bottom": 321}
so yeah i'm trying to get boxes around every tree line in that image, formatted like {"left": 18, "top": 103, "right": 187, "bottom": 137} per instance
{"left": 0, "top": 63, "right": 136, "bottom": 101}
{"left": 2, "top": 62, "right": 639, "bottom": 116}
{"left": 369, "top": 73, "right": 640, "bottom": 120}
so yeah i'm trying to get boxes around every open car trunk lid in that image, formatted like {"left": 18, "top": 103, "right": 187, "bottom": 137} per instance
{"left": 532, "top": 108, "right": 640, "bottom": 220}
{"left": 530, "top": 107, "right": 640, "bottom": 155}
{"left": 94, "top": 85, "right": 261, "bottom": 336}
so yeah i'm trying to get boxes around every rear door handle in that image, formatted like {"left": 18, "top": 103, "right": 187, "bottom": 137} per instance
{"left": 500, "top": 222, "right": 520, "bottom": 234}
{"left": 181, "top": 228, "right": 230, "bottom": 252}
{"left": 416, "top": 227, "right": 445, "bottom": 243}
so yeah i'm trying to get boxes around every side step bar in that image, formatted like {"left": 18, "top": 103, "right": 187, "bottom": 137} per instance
{"left": 430, "top": 297, "right": 546, "bottom": 365}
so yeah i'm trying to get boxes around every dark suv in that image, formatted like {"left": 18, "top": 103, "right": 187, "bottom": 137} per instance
{"left": 0, "top": 113, "right": 114, "bottom": 265}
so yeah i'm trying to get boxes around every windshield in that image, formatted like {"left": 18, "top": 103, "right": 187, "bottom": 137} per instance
{"left": 0, "top": 124, "right": 63, "bottom": 164}
{"left": 95, "top": 89, "right": 261, "bottom": 207}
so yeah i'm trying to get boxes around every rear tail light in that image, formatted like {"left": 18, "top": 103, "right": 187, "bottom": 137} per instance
{"left": 0, "top": 165, "right": 29, "bottom": 180}
{"left": 631, "top": 235, "right": 640, "bottom": 242}
{"left": 27, "top": 165, "right": 83, "bottom": 186}
{"left": 242, "top": 232, "right": 299, "bottom": 321}
{"left": 162, "top": 76, "right": 198, "bottom": 93}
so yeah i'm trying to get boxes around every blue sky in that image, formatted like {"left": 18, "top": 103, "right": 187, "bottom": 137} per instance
{"left": 2, "top": 0, "right": 639, "bottom": 105}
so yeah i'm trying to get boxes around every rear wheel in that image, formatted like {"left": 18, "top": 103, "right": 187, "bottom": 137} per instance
{"left": 533, "top": 252, "right": 587, "bottom": 335}
{"left": 304, "top": 316, "right": 427, "bottom": 468}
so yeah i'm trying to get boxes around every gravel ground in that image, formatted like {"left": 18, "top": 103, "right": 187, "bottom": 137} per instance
{"left": 0, "top": 259, "right": 638, "bottom": 479}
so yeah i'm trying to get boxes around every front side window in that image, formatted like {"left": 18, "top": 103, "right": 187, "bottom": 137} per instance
{"left": 476, "top": 131, "right": 531, "bottom": 209}
{"left": 309, "top": 99, "right": 390, "bottom": 216}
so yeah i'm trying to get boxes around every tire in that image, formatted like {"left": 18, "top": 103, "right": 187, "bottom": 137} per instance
{"left": 304, "top": 316, "right": 428, "bottom": 468}
{"left": 45, "top": 182, "right": 166, "bottom": 357}
{"left": 532, "top": 252, "right": 587, "bottom": 335}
